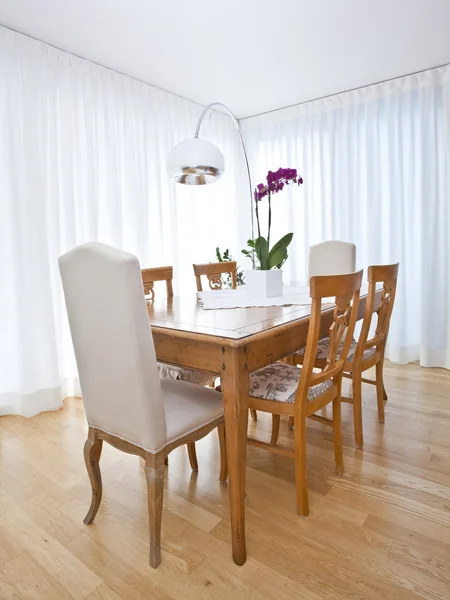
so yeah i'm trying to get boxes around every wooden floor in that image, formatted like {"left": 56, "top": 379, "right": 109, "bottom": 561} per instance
{"left": 0, "top": 362, "right": 449, "bottom": 600}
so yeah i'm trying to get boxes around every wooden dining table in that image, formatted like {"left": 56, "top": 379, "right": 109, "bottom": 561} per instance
{"left": 147, "top": 285, "right": 379, "bottom": 565}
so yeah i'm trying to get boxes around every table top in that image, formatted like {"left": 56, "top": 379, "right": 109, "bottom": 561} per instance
{"left": 147, "top": 283, "right": 371, "bottom": 341}
{"left": 147, "top": 294, "right": 315, "bottom": 340}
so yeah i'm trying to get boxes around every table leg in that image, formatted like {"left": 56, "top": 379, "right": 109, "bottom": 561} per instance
{"left": 220, "top": 345, "right": 249, "bottom": 565}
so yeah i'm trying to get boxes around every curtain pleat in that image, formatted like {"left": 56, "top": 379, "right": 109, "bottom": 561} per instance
{"left": 242, "top": 67, "right": 450, "bottom": 368}
{"left": 2, "top": 27, "right": 449, "bottom": 419}
{"left": 0, "top": 28, "right": 249, "bottom": 416}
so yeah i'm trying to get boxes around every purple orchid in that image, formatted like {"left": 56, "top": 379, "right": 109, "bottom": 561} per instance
{"left": 254, "top": 167, "right": 303, "bottom": 201}
{"left": 244, "top": 167, "right": 304, "bottom": 270}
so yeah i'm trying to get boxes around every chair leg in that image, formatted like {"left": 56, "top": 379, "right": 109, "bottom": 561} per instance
{"left": 378, "top": 350, "right": 388, "bottom": 402}
{"left": 352, "top": 372, "right": 364, "bottom": 449}
{"left": 332, "top": 394, "right": 344, "bottom": 476}
{"left": 270, "top": 414, "right": 281, "bottom": 445}
{"left": 83, "top": 432, "right": 103, "bottom": 525}
{"left": 187, "top": 443, "right": 198, "bottom": 471}
{"left": 250, "top": 409, "right": 258, "bottom": 421}
{"left": 294, "top": 416, "right": 309, "bottom": 517}
{"left": 288, "top": 416, "right": 294, "bottom": 430}
{"left": 217, "top": 423, "right": 228, "bottom": 482}
{"left": 145, "top": 458, "right": 165, "bottom": 568}
{"left": 376, "top": 360, "right": 386, "bottom": 424}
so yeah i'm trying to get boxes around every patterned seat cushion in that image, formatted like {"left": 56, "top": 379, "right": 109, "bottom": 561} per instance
{"left": 295, "top": 337, "right": 331, "bottom": 361}
{"left": 249, "top": 363, "right": 333, "bottom": 403}
{"left": 296, "top": 338, "right": 376, "bottom": 363}
{"left": 157, "top": 362, "right": 217, "bottom": 386}
{"left": 346, "top": 343, "right": 377, "bottom": 363}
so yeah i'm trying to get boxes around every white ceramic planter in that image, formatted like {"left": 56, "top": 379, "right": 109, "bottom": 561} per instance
{"left": 244, "top": 269, "right": 283, "bottom": 298}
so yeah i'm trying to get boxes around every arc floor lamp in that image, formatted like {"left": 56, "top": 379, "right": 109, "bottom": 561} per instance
{"left": 167, "top": 102, "right": 255, "bottom": 249}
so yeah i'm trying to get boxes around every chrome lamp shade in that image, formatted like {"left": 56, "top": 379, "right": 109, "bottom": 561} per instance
{"left": 167, "top": 101, "right": 255, "bottom": 254}
{"left": 167, "top": 138, "right": 225, "bottom": 185}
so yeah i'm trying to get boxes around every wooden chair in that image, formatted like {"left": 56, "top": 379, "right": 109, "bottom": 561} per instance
{"left": 193, "top": 261, "right": 237, "bottom": 291}
{"left": 141, "top": 265, "right": 219, "bottom": 468}
{"left": 193, "top": 260, "right": 258, "bottom": 420}
{"left": 141, "top": 266, "right": 179, "bottom": 379}
{"left": 141, "top": 265, "right": 215, "bottom": 382}
{"left": 294, "top": 263, "right": 399, "bottom": 449}
{"left": 59, "top": 243, "right": 227, "bottom": 568}
{"left": 141, "top": 266, "right": 173, "bottom": 300}
{"left": 308, "top": 240, "right": 356, "bottom": 277}
{"left": 247, "top": 270, "right": 363, "bottom": 516}
{"left": 283, "top": 240, "right": 356, "bottom": 431}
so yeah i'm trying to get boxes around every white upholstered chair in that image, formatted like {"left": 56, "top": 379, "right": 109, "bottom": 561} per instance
{"left": 59, "top": 243, "right": 227, "bottom": 568}
{"left": 308, "top": 240, "right": 356, "bottom": 277}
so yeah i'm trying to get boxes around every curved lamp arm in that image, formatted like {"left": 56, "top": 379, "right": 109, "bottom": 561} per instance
{"left": 195, "top": 102, "right": 255, "bottom": 248}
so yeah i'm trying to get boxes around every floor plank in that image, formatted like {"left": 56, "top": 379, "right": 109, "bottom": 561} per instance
{"left": 0, "top": 551, "right": 79, "bottom": 600}
{"left": 0, "top": 494, "right": 101, "bottom": 599}
{"left": 0, "top": 361, "right": 449, "bottom": 599}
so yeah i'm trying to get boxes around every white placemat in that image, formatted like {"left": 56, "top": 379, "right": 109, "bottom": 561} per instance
{"left": 197, "top": 286, "right": 312, "bottom": 310}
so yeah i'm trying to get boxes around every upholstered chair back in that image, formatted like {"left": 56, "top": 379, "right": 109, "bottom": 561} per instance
{"left": 308, "top": 241, "right": 356, "bottom": 278}
{"left": 59, "top": 243, "right": 166, "bottom": 452}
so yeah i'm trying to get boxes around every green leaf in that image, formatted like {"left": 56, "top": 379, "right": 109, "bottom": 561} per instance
{"left": 247, "top": 239, "right": 256, "bottom": 248}
{"left": 216, "top": 247, "right": 222, "bottom": 262}
{"left": 255, "top": 236, "right": 269, "bottom": 270}
{"left": 269, "top": 246, "right": 288, "bottom": 269}
{"left": 269, "top": 233, "right": 294, "bottom": 260}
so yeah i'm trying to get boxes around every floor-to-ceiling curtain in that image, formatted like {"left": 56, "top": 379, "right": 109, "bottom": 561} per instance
{"left": 0, "top": 27, "right": 250, "bottom": 416}
{"left": 242, "top": 67, "right": 450, "bottom": 369}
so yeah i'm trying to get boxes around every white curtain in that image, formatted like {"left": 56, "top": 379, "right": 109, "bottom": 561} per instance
{"left": 0, "top": 27, "right": 250, "bottom": 416}
{"left": 2, "top": 27, "right": 449, "bottom": 419}
{"left": 242, "top": 67, "right": 450, "bottom": 369}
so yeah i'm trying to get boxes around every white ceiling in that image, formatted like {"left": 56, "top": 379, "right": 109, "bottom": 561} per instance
{"left": 1, "top": 0, "right": 450, "bottom": 119}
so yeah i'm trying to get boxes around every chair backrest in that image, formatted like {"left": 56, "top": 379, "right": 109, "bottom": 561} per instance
{"left": 354, "top": 263, "right": 399, "bottom": 360}
{"left": 193, "top": 261, "right": 237, "bottom": 292}
{"left": 308, "top": 241, "right": 356, "bottom": 278}
{"left": 59, "top": 243, "right": 166, "bottom": 453}
{"left": 296, "top": 270, "right": 363, "bottom": 408}
{"left": 141, "top": 266, "right": 174, "bottom": 300}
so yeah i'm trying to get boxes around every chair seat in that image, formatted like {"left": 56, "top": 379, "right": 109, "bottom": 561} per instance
{"left": 346, "top": 343, "right": 377, "bottom": 363}
{"left": 249, "top": 363, "right": 334, "bottom": 403}
{"left": 157, "top": 362, "right": 217, "bottom": 387}
{"left": 296, "top": 338, "right": 377, "bottom": 364}
{"left": 161, "top": 379, "right": 224, "bottom": 446}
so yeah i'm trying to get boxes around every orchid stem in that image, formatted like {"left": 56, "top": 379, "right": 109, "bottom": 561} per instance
{"left": 268, "top": 192, "right": 272, "bottom": 249}
{"left": 255, "top": 200, "right": 261, "bottom": 239}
